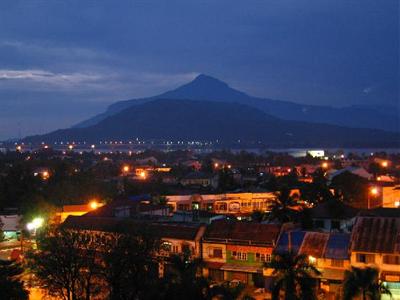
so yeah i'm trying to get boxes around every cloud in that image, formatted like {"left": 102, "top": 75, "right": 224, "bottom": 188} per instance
{"left": 0, "top": 68, "right": 198, "bottom": 97}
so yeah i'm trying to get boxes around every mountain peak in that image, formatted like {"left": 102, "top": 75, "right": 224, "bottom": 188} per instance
{"left": 191, "top": 74, "right": 229, "bottom": 87}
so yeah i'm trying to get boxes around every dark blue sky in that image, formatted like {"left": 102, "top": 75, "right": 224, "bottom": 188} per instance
{"left": 0, "top": 0, "right": 398, "bottom": 139}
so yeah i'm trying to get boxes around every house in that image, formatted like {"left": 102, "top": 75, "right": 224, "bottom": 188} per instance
{"left": 202, "top": 220, "right": 281, "bottom": 288}
{"left": 275, "top": 231, "right": 351, "bottom": 299}
{"left": 327, "top": 166, "right": 373, "bottom": 182}
{"left": 0, "top": 212, "right": 22, "bottom": 239}
{"left": 350, "top": 215, "right": 400, "bottom": 299}
{"left": 62, "top": 216, "right": 206, "bottom": 278}
{"left": 180, "top": 172, "right": 217, "bottom": 188}
{"left": 308, "top": 199, "right": 359, "bottom": 232}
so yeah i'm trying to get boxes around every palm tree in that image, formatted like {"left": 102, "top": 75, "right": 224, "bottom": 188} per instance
{"left": 266, "top": 251, "right": 321, "bottom": 300}
{"left": 161, "top": 246, "right": 209, "bottom": 300}
{"left": 268, "top": 187, "right": 298, "bottom": 223}
{"left": 0, "top": 259, "right": 29, "bottom": 300}
{"left": 343, "top": 267, "right": 392, "bottom": 300}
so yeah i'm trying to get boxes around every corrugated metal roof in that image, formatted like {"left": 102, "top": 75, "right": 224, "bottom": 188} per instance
{"left": 275, "top": 231, "right": 306, "bottom": 254}
{"left": 351, "top": 217, "right": 400, "bottom": 254}
{"left": 324, "top": 233, "right": 350, "bottom": 260}
{"left": 299, "top": 232, "right": 329, "bottom": 258}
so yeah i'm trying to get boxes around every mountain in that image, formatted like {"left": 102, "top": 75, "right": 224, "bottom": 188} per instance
{"left": 74, "top": 74, "right": 399, "bottom": 132}
{"left": 25, "top": 99, "right": 399, "bottom": 147}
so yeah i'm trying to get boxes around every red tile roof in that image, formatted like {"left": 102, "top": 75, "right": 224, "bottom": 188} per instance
{"left": 351, "top": 217, "right": 400, "bottom": 254}
{"left": 203, "top": 220, "right": 280, "bottom": 246}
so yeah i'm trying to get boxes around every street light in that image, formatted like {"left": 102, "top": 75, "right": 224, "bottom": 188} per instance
{"left": 89, "top": 201, "right": 99, "bottom": 210}
{"left": 26, "top": 217, "right": 44, "bottom": 233}
{"left": 122, "top": 165, "right": 130, "bottom": 173}
{"left": 381, "top": 161, "right": 388, "bottom": 168}
{"left": 322, "top": 162, "right": 329, "bottom": 169}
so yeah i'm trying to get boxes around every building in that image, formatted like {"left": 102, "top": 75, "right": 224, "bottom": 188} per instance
{"left": 180, "top": 172, "right": 217, "bottom": 188}
{"left": 381, "top": 185, "right": 400, "bottom": 208}
{"left": 350, "top": 214, "right": 400, "bottom": 299}
{"left": 166, "top": 192, "right": 277, "bottom": 215}
{"left": 202, "top": 220, "right": 281, "bottom": 288}
{"left": 309, "top": 200, "right": 359, "bottom": 233}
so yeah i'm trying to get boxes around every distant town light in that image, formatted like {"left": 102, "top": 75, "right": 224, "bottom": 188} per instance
{"left": 122, "top": 165, "right": 130, "bottom": 173}
{"left": 91, "top": 144, "right": 96, "bottom": 149}
{"left": 68, "top": 145, "right": 74, "bottom": 150}
{"left": 214, "top": 163, "right": 219, "bottom": 168}
{"left": 322, "top": 162, "right": 329, "bottom": 169}
{"left": 381, "top": 161, "right": 388, "bottom": 168}
{"left": 394, "top": 201, "right": 400, "bottom": 208}
{"left": 140, "top": 171, "right": 147, "bottom": 179}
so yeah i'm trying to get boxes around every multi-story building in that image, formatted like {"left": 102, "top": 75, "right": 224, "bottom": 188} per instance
{"left": 202, "top": 220, "right": 281, "bottom": 288}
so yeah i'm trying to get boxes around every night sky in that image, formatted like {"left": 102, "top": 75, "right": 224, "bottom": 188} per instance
{"left": 0, "top": 0, "right": 398, "bottom": 140}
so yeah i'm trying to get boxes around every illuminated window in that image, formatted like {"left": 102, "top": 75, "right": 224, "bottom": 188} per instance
{"left": 356, "top": 253, "right": 375, "bottom": 264}
{"left": 232, "top": 251, "right": 247, "bottom": 261}
{"left": 256, "top": 253, "right": 271, "bottom": 263}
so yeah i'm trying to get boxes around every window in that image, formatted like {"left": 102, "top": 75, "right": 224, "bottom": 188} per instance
{"left": 172, "top": 245, "right": 179, "bottom": 253}
{"left": 383, "top": 255, "right": 400, "bottom": 265}
{"left": 232, "top": 251, "right": 247, "bottom": 261}
{"left": 209, "top": 248, "right": 223, "bottom": 258}
{"left": 256, "top": 253, "right": 272, "bottom": 263}
{"left": 162, "top": 242, "right": 172, "bottom": 252}
{"left": 331, "top": 259, "right": 344, "bottom": 267}
{"left": 356, "top": 253, "right": 375, "bottom": 264}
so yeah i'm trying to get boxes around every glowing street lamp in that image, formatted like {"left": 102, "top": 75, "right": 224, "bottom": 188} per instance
{"left": 68, "top": 144, "right": 74, "bottom": 150}
{"left": 26, "top": 217, "right": 44, "bottom": 232}
{"left": 89, "top": 201, "right": 99, "bottom": 210}
{"left": 381, "top": 161, "right": 388, "bottom": 168}
{"left": 370, "top": 187, "right": 379, "bottom": 196}
{"left": 122, "top": 165, "right": 130, "bottom": 173}
{"left": 214, "top": 163, "right": 219, "bottom": 168}
{"left": 140, "top": 171, "right": 147, "bottom": 179}
{"left": 322, "top": 162, "right": 329, "bottom": 169}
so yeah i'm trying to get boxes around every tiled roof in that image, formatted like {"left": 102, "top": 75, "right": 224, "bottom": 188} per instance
{"left": 299, "top": 232, "right": 329, "bottom": 258}
{"left": 324, "top": 233, "right": 350, "bottom": 260}
{"left": 275, "top": 231, "right": 306, "bottom": 254}
{"left": 63, "top": 216, "right": 203, "bottom": 241}
{"left": 203, "top": 220, "right": 280, "bottom": 246}
{"left": 351, "top": 217, "right": 400, "bottom": 254}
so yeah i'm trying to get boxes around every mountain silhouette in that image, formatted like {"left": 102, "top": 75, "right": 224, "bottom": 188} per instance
{"left": 25, "top": 99, "right": 399, "bottom": 147}
{"left": 74, "top": 74, "right": 399, "bottom": 132}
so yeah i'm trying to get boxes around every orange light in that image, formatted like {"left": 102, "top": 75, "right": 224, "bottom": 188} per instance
{"left": 16, "top": 145, "right": 22, "bottom": 151}
{"left": 122, "top": 165, "right": 130, "bottom": 173}
{"left": 322, "top": 162, "right": 329, "bottom": 169}
{"left": 42, "top": 171, "right": 50, "bottom": 180}
{"left": 381, "top": 161, "right": 388, "bottom": 168}
{"left": 89, "top": 201, "right": 99, "bottom": 210}
{"left": 214, "top": 163, "right": 219, "bottom": 168}
{"left": 370, "top": 187, "right": 379, "bottom": 196}
{"left": 227, "top": 165, "right": 232, "bottom": 169}
{"left": 68, "top": 145, "right": 74, "bottom": 150}
{"left": 140, "top": 171, "right": 146, "bottom": 179}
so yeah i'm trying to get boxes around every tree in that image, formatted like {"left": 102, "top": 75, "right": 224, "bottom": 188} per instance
{"left": 100, "top": 224, "right": 161, "bottom": 300}
{"left": 343, "top": 267, "right": 392, "bottom": 300}
{"left": 161, "top": 246, "right": 208, "bottom": 300}
{"left": 266, "top": 251, "right": 321, "bottom": 300}
{"left": 27, "top": 226, "right": 102, "bottom": 300}
{"left": 268, "top": 187, "right": 299, "bottom": 223}
{"left": 0, "top": 259, "right": 29, "bottom": 300}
